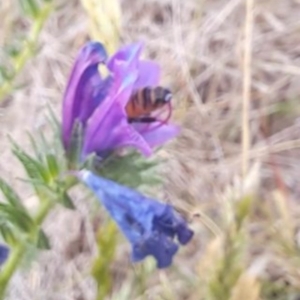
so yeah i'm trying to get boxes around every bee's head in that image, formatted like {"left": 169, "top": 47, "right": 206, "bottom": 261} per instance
{"left": 155, "top": 87, "right": 172, "bottom": 104}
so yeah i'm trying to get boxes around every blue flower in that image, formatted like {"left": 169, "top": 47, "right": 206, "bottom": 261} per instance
{"left": 0, "top": 244, "right": 9, "bottom": 266}
{"left": 79, "top": 170, "right": 193, "bottom": 268}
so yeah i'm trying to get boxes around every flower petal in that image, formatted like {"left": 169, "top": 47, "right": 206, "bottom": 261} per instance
{"left": 109, "top": 59, "right": 139, "bottom": 107}
{"left": 63, "top": 41, "right": 179, "bottom": 159}
{"left": 79, "top": 170, "right": 193, "bottom": 268}
{"left": 83, "top": 67, "right": 153, "bottom": 157}
{"left": 83, "top": 101, "right": 153, "bottom": 157}
{"left": 132, "top": 232, "right": 178, "bottom": 268}
{"left": 134, "top": 60, "right": 161, "bottom": 89}
{"left": 107, "top": 43, "right": 143, "bottom": 72}
{"left": 133, "top": 122, "right": 180, "bottom": 149}
{"left": 62, "top": 42, "right": 108, "bottom": 149}
{"left": 111, "top": 119, "right": 153, "bottom": 157}
{"left": 0, "top": 244, "right": 9, "bottom": 265}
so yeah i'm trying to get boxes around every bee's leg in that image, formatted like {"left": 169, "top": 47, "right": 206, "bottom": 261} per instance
{"left": 128, "top": 117, "right": 157, "bottom": 123}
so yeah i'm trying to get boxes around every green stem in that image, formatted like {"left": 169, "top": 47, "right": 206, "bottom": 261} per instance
{"left": 0, "top": 243, "right": 25, "bottom": 298}
{"left": 34, "top": 197, "right": 55, "bottom": 226}
{"left": 0, "top": 2, "right": 54, "bottom": 101}
{"left": 0, "top": 197, "right": 54, "bottom": 299}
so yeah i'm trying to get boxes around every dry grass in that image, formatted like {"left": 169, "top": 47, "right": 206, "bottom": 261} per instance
{"left": 1, "top": 0, "right": 300, "bottom": 299}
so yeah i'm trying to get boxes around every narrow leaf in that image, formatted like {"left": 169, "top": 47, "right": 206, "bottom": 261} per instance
{"left": 36, "top": 229, "right": 51, "bottom": 250}
{"left": 46, "top": 104, "right": 61, "bottom": 133}
{"left": 27, "top": 131, "right": 43, "bottom": 162}
{"left": 0, "top": 177, "right": 25, "bottom": 211}
{"left": 45, "top": 105, "right": 64, "bottom": 157}
{"left": 0, "top": 204, "right": 34, "bottom": 233}
{"left": 10, "top": 138, "right": 50, "bottom": 183}
{"left": 67, "top": 121, "right": 83, "bottom": 169}
{"left": 0, "top": 223, "right": 18, "bottom": 246}
{"left": 0, "top": 65, "right": 14, "bottom": 81}
{"left": 46, "top": 154, "right": 59, "bottom": 179}
{"left": 60, "top": 191, "right": 75, "bottom": 210}
{"left": 18, "top": 0, "right": 40, "bottom": 18}
{"left": 37, "top": 128, "right": 51, "bottom": 155}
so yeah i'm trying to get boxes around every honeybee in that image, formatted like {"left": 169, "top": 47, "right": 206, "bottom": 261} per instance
{"left": 126, "top": 86, "right": 172, "bottom": 123}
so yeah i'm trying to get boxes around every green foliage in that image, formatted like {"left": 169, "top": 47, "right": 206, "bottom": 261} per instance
{"left": 0, "top": 0, "right": 54, "bottom": 102}
{"left": 0, "top": 177, "right": 35, "bottom": 241}
{"left": 36, "top": 229, "right": 51, "bottom": 250}
{"left": 0, "top": 203, "right": 34, "bottom": 233}
{"left": 273, "top": 98, "right": 300, "bottom": 117}
{"left": 91, "top": 150, "right": 161, "bottom": 190}
{"left": 208, "top": 234, "right": 244, "bottom": 300}
{"left": 7, "top": 108, "right": 72, "bottom": 203}
{"left": 0, "top": 2, "right": 165, "bottom": 297}
{"left": 0, "top": 107, "right": 165, "bottom": 300}
{"left": 234, "top": 195, "right": 253, "bottom": 231}
{"left": 0, "top": 177, "right": 26, "bottom": 211}
{"left": 92, "top": 219, "right": 118, "bottom": 300}
{"left": 11, "top": 139, "right": 52, "bottom": 185}
{"left": 46, "top": 154, "right": 59, "bottom": 179}
{"left": 0, "top": 108, "right": 72, "bottom": 299}
{"left": 18, "top": 0, "right": 40, "bottom": 18}
{"left": 0, "top": 106, "right": 162, "bottom": 300}
{"left": 0, "top": 223, "right": 18, "bottom": 246}
{"left": 261, "top": 278, "right": 300, "bottom": 300}
{"left": 132, "top": 260, "right": 157, "bottom": 297}
{"left": 207, "top": 196, "right": 254, "bottom": 300}
{"left": 59, "top": 191, "right": 75, "bottom": 210}
{"left": 66, "top": 120, "right": 84, "bottom": 170}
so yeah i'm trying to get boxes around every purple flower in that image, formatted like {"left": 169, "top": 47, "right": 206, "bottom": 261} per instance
{"left": 62, "top": 41, "right": 179, "bottom": 159}
{"left": 0, "top": 244, "right": 9, "bottom": 266}
{"left": 79, "top": 170, "right": 193, "bottom": 268}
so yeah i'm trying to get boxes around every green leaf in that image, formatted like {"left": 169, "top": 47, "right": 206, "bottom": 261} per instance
{"left": 37, "top": 128, "right": 51, "bottom": 155}
{"left": 27, "top": 131, "right": 43, "bottom": 162}
{"left": 17, "top": 177, "right": 54, "bottom": 191}
{"left": 36, "top": 229, "right": 51, "bottom": 250}
{"left": 91, "top": 150, "right": 161, "bottom": 189}
{"left": 59, "top": 191, "right": 75, "bottom": 210}
{"left": 0, "top": 177, "right": 25, "bottom": 211}
{"left": 235, "top": 195, "right": 253, "bottom": 230}
{"left": 0, "top": 222, "right": 18, "bottom": 246}
{"left": 92, "top": 220, "right": 118, "bottom": 299}
{"left": 10, "top": 138, "right": 50, "bottom": 184}
{"left": 46, "top": 104, "right": 61, "bottom": 134}
{"left": 45, "top": 106, "right": 64, "bottom": 157}
{"left": 18, "top": 0, "right": 40, "bottom": 18}
{"left": 0, "top": 203, "right": 34, "bottom": 233}
{"left": 0, "top": 65, "right": 14, "bottom": 81}
{"left": 5, "top": 41, "right": 22, "bottom": 58}
{"left": 46, "top": 154, "right": 59, "bottom": 179}
{"left": 67, "top": 120, "right": 83, "bottom": 169}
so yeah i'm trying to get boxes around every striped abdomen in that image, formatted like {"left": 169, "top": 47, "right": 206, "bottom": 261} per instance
{"left": 125, "top": 86, "right": 172, "bottom": 119}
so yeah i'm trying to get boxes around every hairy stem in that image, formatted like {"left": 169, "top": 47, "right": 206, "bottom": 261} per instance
{"left": 0, "top": 197, "right": 54, "bottom": 299}
{"left": 0, "top": 2, "right": 53, "bottom": 101}
{"left": 0, "top": 242, "right": 25, "bottom": 298}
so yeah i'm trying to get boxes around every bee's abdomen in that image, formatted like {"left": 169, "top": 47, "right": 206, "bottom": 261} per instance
{"left": 126, "top": 86, "right": 172, "bottom": 118}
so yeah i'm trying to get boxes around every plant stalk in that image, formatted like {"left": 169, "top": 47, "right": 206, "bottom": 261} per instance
{"left": 0, "top": 197, "right": 54, "bottom": 299}
{"left": 0, "top": 3, "right": 53, "bottom": 102}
